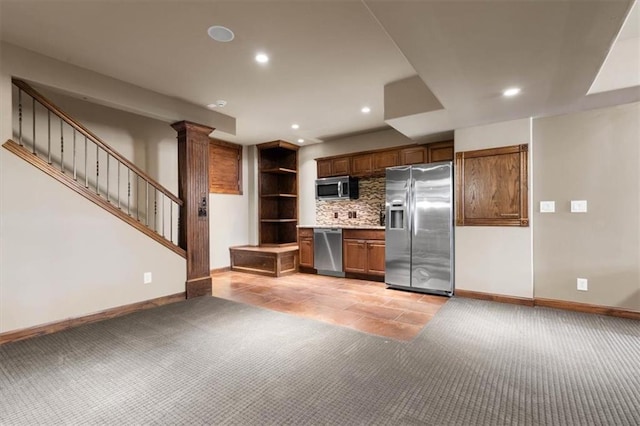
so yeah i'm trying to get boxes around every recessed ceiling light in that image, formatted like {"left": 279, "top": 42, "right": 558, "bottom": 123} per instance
{"left": 255, "top": 53, "right": 269, "bottom": 64}
{"left": 503, "top": 87, "right": 521, "bottom": 97}
{"left": 207, "top": 26, "right": 234, "bottom": 42}
{"left": 291, "top": 124, "right": 300, "bottom": 129}
{"left": 297, "top": 138, "right": 304, "bottom": 143}
{"left": 361, "top": 106, "right": 371, "bottom": 114}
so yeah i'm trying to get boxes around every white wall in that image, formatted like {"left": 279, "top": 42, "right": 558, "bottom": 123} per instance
{"left": 0, "top": 43, "right": 194, "bottom": 333}
{"left": 454, "top": 118, "right": 533, "bottom": 298}
{"left": 0, "top": 152, "right": 186, "bottom": 332}
{"left": 533, "top": 102, "right": 640, "bottom": 310}
{"left": 298, "top": 128, "right": 415, "bottom": 225}
{"left": 1, "top": 42, "right": 235, "bottom": 135}
{"left": 209, "top": 146, "right": 250, "bottom": 269}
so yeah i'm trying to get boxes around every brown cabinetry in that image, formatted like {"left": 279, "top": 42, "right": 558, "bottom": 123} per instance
{"left": 351, "top": 153, "right": 373, "bottom": 177}
{"left": 317, "top": 157, "right": 350, "bottom": 178}
{"left": 372, "top": 150, "right": 398, "bottom": 172}
{"left": 342, "top": 229, "right": 385, "bottom": 277}
{"left": 316, "top": 141, "right": 453, "bottom": 179}
{"left": 455, "top": 144, "right": 528, "bottom": 227}
{"left": 298, "top": 228, "right": 314, "bottom": 268}
{"left": 399, "top": 146, "right": 428, "bottom": 165}
{"left": 427, "top": 140, "right": 454, "bottom": 163}
{"left": 258, "top": 141, "right": 299, "bottom": 245}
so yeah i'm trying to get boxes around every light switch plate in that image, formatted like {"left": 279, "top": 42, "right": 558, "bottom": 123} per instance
{"left": 577, "top": 278, "right": 588, "bottom": 291}
{"left": 144, "top": 272, "right": 152, "bottom": 284}
{"left": 540, "top": 201, "right": 555, "bottom": 213}
{"left": 571, "top": 200, "right": 588, "bottom": 213}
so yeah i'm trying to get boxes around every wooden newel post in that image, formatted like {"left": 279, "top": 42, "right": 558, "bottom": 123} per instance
{"left": 171, "top": 120, "right": 214, "bottom": 298}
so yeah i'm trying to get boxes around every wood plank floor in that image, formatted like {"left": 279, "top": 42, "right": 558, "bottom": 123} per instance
{"left": 211, "top": 271, "right": 449, "bottom": 341}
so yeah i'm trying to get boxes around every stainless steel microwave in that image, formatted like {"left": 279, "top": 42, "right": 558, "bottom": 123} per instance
{"left": 315, "top": 176, "right": 359, "bottom": 200}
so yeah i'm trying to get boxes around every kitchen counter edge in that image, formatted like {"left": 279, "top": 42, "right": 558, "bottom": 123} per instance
{"left": 298, "top": 225, "right": 385, "bottom": 230}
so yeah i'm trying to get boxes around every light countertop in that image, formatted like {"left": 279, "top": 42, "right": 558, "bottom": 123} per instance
{"left": 298, "top": 225, "right": 385, "bottom": 230}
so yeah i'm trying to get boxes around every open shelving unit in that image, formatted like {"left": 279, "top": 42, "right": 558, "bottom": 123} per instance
{"left": 257, "top": 140, "right": 299, "bottom": 246}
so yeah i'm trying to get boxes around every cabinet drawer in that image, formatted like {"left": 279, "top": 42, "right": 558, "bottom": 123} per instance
{"left": 343, "top": 229, "right": 385, "bottom": 240}
{"left": 298, "top": 227, "right": 314, "bottom": 237}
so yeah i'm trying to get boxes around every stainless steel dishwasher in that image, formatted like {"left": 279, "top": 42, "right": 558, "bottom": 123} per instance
{"left": 313, "top": 228, "right": 345, "bottom": 277}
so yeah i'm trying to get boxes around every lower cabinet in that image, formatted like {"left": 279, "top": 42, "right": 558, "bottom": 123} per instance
{"left": 298, "top": 228, "right": 314, "bottom": 268}
{"left": 343, "top": 229, "right": 385, "bottom": 277}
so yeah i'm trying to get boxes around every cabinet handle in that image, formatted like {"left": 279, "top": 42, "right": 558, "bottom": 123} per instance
{"left": 499, "top": 213, "right": 519, "bottom": 217}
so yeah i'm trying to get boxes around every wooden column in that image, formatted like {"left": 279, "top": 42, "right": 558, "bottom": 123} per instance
{"left": 171, "top": 121, "right": 214, "bottom": 298}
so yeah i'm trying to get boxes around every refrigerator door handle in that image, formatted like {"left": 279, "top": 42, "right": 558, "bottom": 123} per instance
{"left": 408, "top": 176, "right": 414, "bottom": 236}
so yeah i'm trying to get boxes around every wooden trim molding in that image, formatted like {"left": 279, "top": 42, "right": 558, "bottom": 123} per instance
{"left": 0, "top": 292, "right": 186, "bottom": 345}
{"left": 12, "top": 79, "right": 182, "bottom": 206}
{"left": 455, "top": 289, "right": 535, "bottom": 306}
{"left": 210, "top": 266, "right": 231, "bottom": 274}
{"left": 535, "top": 298, "right": 640, "bottom": 321}
{"left": 456, "top": 289, "right": 640, "bottom": 320}
{"left": 3, "top": 140, "right": 186, "bottom": 258}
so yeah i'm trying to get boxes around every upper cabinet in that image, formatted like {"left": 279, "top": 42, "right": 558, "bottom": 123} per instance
{"left": 316, "top": 141, "right": 453, "bottom": 178}
{"left": 399, "top": 146, "right": 428, "bottom": 165}
{"left": 427, "top": 141, "right": 454, "bottom": 163}
{"left": 317, "top": 157, "right": 350, "bottom": 178}
{"left": 455, "top": 144, "right": 528, "bottom": 227}
{"left": 209, "top": 138, "right": 243, "bottom": 195}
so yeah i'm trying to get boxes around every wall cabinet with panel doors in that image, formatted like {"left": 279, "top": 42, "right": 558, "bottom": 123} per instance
{"left": 342, "top": 229, "right": 385, "bottom": 277}
{"left": 350, "top": 153, "right": 373, "bottom": 177}
{"left": 399, "top": 146, "right": 428, "bottom": 165}
{"left": 209, "top": 138, "right": 243, "bottom": 194}
{"left": 298, "top": 228, "right": 314, "bottom": 268}
{"left": 455, "top": 144, "right": 528, "bottom": 227}
{"left": 316, "top": 141, "right": 454, "bottom": 179}
{"left": 317, "top": 157, "right": 350, "bottom": 178}
{"left": 427, "top": 140, "right": 454, "bottom": 163}
{"left": 258, "top": 140, "right": 299, "bottom": 246}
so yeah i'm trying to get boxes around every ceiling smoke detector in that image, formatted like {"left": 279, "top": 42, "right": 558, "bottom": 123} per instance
{"left": 207, "top": 26, "right": 234, "bottom": 42}
{"left": 207, "top": 100, "right": 227, "bottom": 109}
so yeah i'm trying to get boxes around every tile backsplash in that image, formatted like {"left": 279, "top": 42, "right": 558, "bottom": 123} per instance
{"left": 316, "top": 177, "right": 385, "bottom": 226}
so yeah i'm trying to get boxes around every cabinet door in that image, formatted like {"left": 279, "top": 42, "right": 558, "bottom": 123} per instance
{"left": 373, "top": 150, "right": 399, "bottom": 172}
{"left": 343, "top": 239, "right": 366, "bottom": 273}
{"left": 399, "top": 146, "right": 427, "bottom": 165}
{"left": 427, "top": 140, "right": 454, "bottom": 162}
{"left": 299, "top": 237, "right": 314, "bottom": 268}
{"left": 351, "top": 154, "right": 373, "bottom": 176}
{"left": 456, "top": 144, "right": 528, "bottom": 226}
{"left": 366, "top": 241, "right": 386, "bottom": 276}
{"left": 332, "top": 157, "right": 351, "bottom": 176}
{"left": 317, "top": 159, "right": 332, "bottom": 178}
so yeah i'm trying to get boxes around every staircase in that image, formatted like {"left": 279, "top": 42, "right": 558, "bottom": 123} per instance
{"left": 4, "top": 78, "right": 185, "bottom": 258}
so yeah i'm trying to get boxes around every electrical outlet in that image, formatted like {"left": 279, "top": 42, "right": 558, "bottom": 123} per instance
{"left": 353, "top": 211, "right": 357, "bottom": 218}
{"left": 144, "top": 272, "right": 152, "bottom": 284}
{"left": 577, "top": 278, "right": 588, "bottom": 291}
{"left": 348, "top": 211, "right": 353, "bottom": 218}
{"left": 334, "top": 212, "right": 338, "bottom": 219}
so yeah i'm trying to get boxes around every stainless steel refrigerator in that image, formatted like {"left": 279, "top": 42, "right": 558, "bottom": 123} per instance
{"left": 385, "top": 162, "right": 454, "bottom": 296}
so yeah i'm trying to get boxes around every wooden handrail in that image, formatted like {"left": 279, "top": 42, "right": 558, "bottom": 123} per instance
{"left": 12, "top": 78, "right": 182, "bottom": 206}
{"left": 3, "top": 139, "right": 186, "bottom": 258}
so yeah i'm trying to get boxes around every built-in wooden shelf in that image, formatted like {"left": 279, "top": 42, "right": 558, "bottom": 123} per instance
{"left": 257, "top": 140, "right": 299, "bottom": 248}
{"left": 261, "top": 167, "right": 297, "bottom": 174}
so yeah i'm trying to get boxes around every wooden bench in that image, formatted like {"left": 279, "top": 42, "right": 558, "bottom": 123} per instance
{"left": 229, "top": 245, "right": 299, "bottom": 277}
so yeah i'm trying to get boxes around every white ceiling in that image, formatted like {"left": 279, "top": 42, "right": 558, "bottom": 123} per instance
{"left": 1, "top": 0, "right": 638, "bottom": 146}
